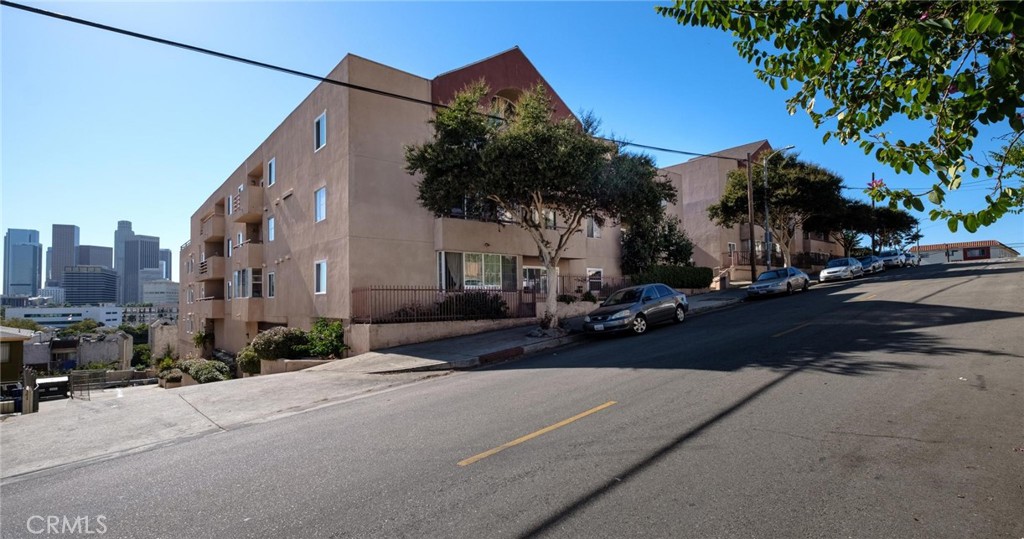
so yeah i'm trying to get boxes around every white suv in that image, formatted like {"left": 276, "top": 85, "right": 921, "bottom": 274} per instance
{"left": 879, "top": 250, "right": 906, "bottom": 268}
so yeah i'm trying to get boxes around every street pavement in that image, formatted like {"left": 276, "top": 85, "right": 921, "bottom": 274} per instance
{"left": 0, "top": 287, "right": 746, "bottom": 481}
{"left": 0, "top": 261, "right": 1020, "bottom": 538}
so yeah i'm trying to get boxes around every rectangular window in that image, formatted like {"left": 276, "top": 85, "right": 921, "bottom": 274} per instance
{"left": 1, "top": 343, "right": 9, "bottom": 363}
{"left": 226, "top": 279, "right": 233, "bottom": 300}
{"left": 587, "top": 268, "right": 603, "bottom": 293}
{"left": 586, "top": 217, "right": 601, "bottom": 238}
{"left": 523, "top": 266, "right": 547, "bottom": 294}
{"left": 227, "top": 238, "right": 233, "bottom": 257}
{"left": 268, "top": 217, "right": 275, "bottom": 242}
{"left": 439, "top": 251, "right": 517, "bottom": 290}
{"left": 267, "top": 272, "right": 276, "bottom": 298}
{"left": 226, "top": 195, "right": 233, "bottom": 216}
{"left": 237, "top": 232, "right": 244, "bottom": 246}
{"left": 314, "top": 260, "right": 327, "bottom": 294}
{"left": 234, "top": 269, "right": 249, "bottom": 298}
{"left": 314, "top": 111, "right": 327, "bottom": 151}
{"left": 543, "top": 209, "right": 557, "bottom": 230}
{"left": 267, "top": 158, "right": 276, "bottom": 186}
{"left": 314, "top": 187, "right": 326, "bottom": 222}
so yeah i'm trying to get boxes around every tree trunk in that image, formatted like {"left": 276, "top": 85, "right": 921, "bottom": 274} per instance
{"left": 542, "top": 263, "right": 560, "bottom": 329}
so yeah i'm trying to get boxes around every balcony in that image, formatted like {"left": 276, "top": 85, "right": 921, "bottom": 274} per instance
{"left": 193, "top": 298, "right": 224, "bottom": 320}
{"left": 230, "top": 297, "right": 263, "bottom": 322}
{"left": 230, "top": 186, "right": 265, "bottom": 223}
{"left": 199, "top": 215, "right": 225, "bottom": 243}
{"left": 197, "top": 256, "right": 225, "bottom": 282}
{"left": 231, "top": 241, "right": 264, "bottom": 269}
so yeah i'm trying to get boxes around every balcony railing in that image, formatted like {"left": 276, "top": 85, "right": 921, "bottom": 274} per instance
{"left": 199, "top": 215, "right": 226, "bottom": 243}
{"left": 231, "top": 187, "right": 264, "bottom": 223}
{"left": 197, "top": 256, "right": 225, "bottom": 282}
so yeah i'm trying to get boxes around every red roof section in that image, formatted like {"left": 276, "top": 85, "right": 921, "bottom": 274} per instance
{"left": 431, "top": 47, "right": 575, "bottom": 121}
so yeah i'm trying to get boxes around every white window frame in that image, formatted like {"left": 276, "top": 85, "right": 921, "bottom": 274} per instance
{"left": 267, "top": 271, "right": 276, "bottom": 298}
{"left": 314, "top": 111, "right": 327, "bottom": 152}
{"left": 267, "top": 158, "right": 276, "bottom": 186}
{"left": 586, "top": 268, "right": 603, "bottom": 293}
{"left": 227, "top": 238, "right": 233, "bottom": 258}
{"left": 226, "top": 195, "right": 233, "bottom": 216}
{"left": 586, "top": 216, "right": 601, "bottom": 238}
{"left": 314, "top": 187, "right": 326, "bottom": 222}
{"left": 314, "top": 260, "right": 327, "bottom": 295}
{"left": 268, "top": 217, "right": 275, "bottom": 242}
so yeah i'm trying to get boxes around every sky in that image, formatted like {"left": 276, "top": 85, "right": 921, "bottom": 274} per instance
{"left": 2, "top": 1, "right": 1022, "bottom": 287}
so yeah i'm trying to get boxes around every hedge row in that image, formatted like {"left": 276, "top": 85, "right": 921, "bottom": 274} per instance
{"left": 635, "top": 265, "right": 714, "bottom": 289}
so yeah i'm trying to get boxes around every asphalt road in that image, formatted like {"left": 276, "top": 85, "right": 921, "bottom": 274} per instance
{"left": 2, "top": 261, "right": 1022, "bottom": 538}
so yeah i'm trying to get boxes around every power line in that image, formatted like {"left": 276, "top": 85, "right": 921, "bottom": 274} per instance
{"left": 1, "top": 0, "right": 742, "bottom": 162}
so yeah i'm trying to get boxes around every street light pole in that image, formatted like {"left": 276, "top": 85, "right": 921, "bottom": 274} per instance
{"left": 746, "top": 153, "right": 756, "bottom": 281}
{"left": 762, "top": 145, "right": 795, "bottom": 271}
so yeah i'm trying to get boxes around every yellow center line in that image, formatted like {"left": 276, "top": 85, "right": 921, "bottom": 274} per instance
{"left": 458, "top": 401, "right": 617, "bottom": 467}
{"left": 772, "top": 322, "right": 812, "bottom": 338}
{"left": 856, "top": 293, "right": 878, "bottom": 302}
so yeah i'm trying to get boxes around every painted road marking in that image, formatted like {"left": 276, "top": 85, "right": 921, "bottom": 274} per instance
{"left": 856, "top": 293, "right": 878, "bottom": 302}
{"left": 772, "top": 322, "right": 812, "bottom": 338}
{"left": 458, "top": 401, "right": 617, "bottom": 467}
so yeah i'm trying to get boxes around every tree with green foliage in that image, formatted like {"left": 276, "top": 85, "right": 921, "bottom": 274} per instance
{"left": 658, "top": 1, "right": 1023, "bottom": 232}
{"left": 1, "top": 318, "right": 43, "bottom": 332}
{"left": 621, "top": 214, "right": 695, "bottom": 276}
{"left": 806, "top": 198, "right": 874, "bottom": 257}
{"left": 406, "top": 83, "right": 675, "bottom": 329}
{"left": 707, "top": 152, "right": 844, "bottom": 267}
{"left": 874, "top": 206, "right": 920, "bottom": 249}
{"left": 119, "top": 323, "right": 149, "bottom": 344}
{"left": 58, "top": 319, "right": 101, "bottom": 338}
{"left": 131, "top": 344, "right": 152, "bottom": 368}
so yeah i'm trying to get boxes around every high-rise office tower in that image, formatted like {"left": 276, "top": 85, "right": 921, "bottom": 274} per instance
{"left": 159, "top": 248, "right": 172, "bottom": 280}
{"left": 64, "top": 265, "right": 118, "bottom": 305}
{"left": 77, "top": 245, "right": 113, "bottom": 268}
{"left": 123, "top": 235, "right": 160, "bottom": 304}
{"left": 3, "top": 229, "right": 43, "bottom": 296}
{"left": 50, "top": 224, "right": 80, "bottom": 287}
{"left": 114, "top": 220, "right": 134, "bottom": 303}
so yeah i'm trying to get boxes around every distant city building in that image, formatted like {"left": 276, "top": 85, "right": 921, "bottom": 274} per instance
{"left": 50, "top": 224, "right": 80, "bottom": 287}
{"left": 123, "top": 235, "right": 160, "bottom": 304}
{"left": 5, "top": 305, "right": 123, "bottom": 329}
{"left": 4, "top": 228, "right": 42, "bottom": 296}
{"left": 77, "top": 245, "right": 113, "bottom": 268}
{"left": 1, "top": 295, "right": 32, "bottom": 308}
{"left": 38, "top": 287, "right": 65, "bottom": 304}
{"left": 142, "top": 279, "right": 179, "bottom": 305}
{"left": 160, "top": 249, "right": 173, "bottom": 280}
{"left": 912, "top": 241, "right": 1021, "bottom": 265}
{"left": 123, "top": 304, "right": 178, "bottom": 325}
{"left": 45, "top": 247, "right": 54, "bottom": 286}
{"left": 63, "top": 265, "right": 119, "bottom": 305}
{"left": 114, "top": 220, "right": 134, "bottom": 303}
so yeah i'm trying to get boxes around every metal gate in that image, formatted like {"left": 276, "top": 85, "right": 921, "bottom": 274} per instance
{"left": 69, "top": 371, "right": 106, "bottom": 401}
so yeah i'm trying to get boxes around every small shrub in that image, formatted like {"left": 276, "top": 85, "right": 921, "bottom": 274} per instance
{"left": 157, "top": 357, "right": 176, "bottom": 373}
{"left": 580, "top": 291, "right": 598, "bottom": 303}
{"left": 131, "top": 344, "right": 152, "bottom": 368}
{"left": 307, "top": 318, "right": 347, "bottom": 358}
{"left": 159, "top": 368, "right": 183, "bottom": 383}
{"left": 236, "top": 345, "right": 261, "bottom": 375}
{"left": 251, "top": 327, "right": 309, "bottom": 360}
{"left": 386, "top": 302, "right": 438, "bottom": 322}
{"left": 189, "top": 361, "right": 229, "bottom": 384}
{"left": 80, "top": 361, "right": 116, "bottom": 371}
{"left": 437, "top": 292, "right": 509, "bottom": 320}
{"left": 556, "top": 294, "right": 578, "bottom": 304}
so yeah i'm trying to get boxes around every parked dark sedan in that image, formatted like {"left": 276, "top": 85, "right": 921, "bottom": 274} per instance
{"left": 583, "top": 283, "right": 688, "bottom": 335}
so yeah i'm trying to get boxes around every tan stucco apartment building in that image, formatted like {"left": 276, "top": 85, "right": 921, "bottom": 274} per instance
{"left": 178, "top": 48, "right": 623, "bottom": 355}
{"left": 660, "top": 140, "right": 843, "bottom": 282}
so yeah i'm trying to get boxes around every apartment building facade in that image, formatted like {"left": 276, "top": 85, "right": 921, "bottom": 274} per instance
{"left": 179, "top": 48, "right": 622, "bottom": 355}
{"left": 660, "top": 140, "right": 843, "bottom": 282}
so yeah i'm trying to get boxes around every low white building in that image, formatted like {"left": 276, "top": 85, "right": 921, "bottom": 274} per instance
{"left": 142, "top": 280, "right": 179, "bottom": 305}
{"left": 912, "top": 240, "right": 1020, "bottom": 265}
{"left": 5, "top": 305, "right": 123, "bottom": 329}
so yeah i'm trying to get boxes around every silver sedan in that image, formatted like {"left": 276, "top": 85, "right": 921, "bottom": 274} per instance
{"left": 819, "top": 257, "right": 865, "bottom": 282}
{"left": 747, "top": 267, "right": 811, "bottom": 298}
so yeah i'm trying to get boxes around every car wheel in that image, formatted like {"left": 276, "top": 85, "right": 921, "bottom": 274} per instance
{"left": 801, "top": 279, "right": 809, "bottom": 292}
{"left": 673, "top": 305, "right": 686, "bottom": 323}
{"left": 631, "top": 315, "right": 648, "bottom": 335}
{"left": 786, "top": 283, "right": 793, "bottom": 295}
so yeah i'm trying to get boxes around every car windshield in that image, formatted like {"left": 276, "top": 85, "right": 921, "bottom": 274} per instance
{"left": 757, "top": 270, "right": 786, "bottom": 281}
{"left": 826, "top": 259, "right": 851, "bottom": 268}
{"left": 880, "top": 250, "right": 898, "bottom": 257}
{"left": 603, "top": 288, "right": 642, "bottom": 306}
{"left": 858, "top": 257, "right": 873, "bottom": 263}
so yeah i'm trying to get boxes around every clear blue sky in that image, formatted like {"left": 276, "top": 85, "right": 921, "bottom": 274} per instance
{"left": 3, "top": 1, "right": 1021, "bottom": 286}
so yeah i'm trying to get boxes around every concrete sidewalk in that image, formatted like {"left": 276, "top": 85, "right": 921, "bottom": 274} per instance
{"left": 0, "top": 287, "right": 745, "bottom": 481}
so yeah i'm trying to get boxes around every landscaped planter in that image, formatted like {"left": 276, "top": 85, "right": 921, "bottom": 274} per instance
{"left": 260, "top": 359, "right": 337, "bottom": 375}
{"left": 160, "top": 372, "right": 198, "bottom": 389}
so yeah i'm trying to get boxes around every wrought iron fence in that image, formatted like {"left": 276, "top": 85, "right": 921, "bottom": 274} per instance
{"left": 554, "top": 275, "right": 634, "bottom": 298}
{"left": 352, "top": 286, "right": 538, "bottom": 324}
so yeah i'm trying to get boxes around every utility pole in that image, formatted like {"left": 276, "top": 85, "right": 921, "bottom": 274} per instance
{"left": 746, "top": 153, "right": 757, "bottom": 281}
{"left": 870, "top": 172, "right": 877, "bottom": 255}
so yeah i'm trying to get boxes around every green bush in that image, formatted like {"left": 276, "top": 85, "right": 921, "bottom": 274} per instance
{"left": 307, "top": 318, "right": 347, "bottom": 358}
{"left": 437, "top": 292, "right": 509, "bottom": 320}
{"left": 557, "top": 294, "right": 578, "bottom": 304}
{"left": 250, "top": 327, "right": 309, "bottom": 360}
{"left": 157, "top": 357, "right": 176, "bottom": 373}
{"left": 188, "top": 361, "right": 230, "bottom": 384}
{"left": 131, "top": 344, "right": 152, "bottom": 368}
{"left": 635, "top": 265, "right": 714, "bottom": 289}
{"left": 159, "top": 368, "right": 183, "bottom": 382}
{"left": 236, "top": 345, "right": 261, "bottom": 375}
{"left": 580, "top": 291, "right": 598, "bottom": 303}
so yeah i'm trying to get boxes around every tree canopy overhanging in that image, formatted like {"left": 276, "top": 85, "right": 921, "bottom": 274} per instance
{"left": 657, "top": 0, "right": 1024, "bottom": 232}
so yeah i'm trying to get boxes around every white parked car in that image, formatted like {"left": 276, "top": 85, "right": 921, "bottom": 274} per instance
{"left": 819, "top": 258, "right": 864, "bottom": 282}
{"left": 879, "top": 249, "right": 906, "bottom": 268}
